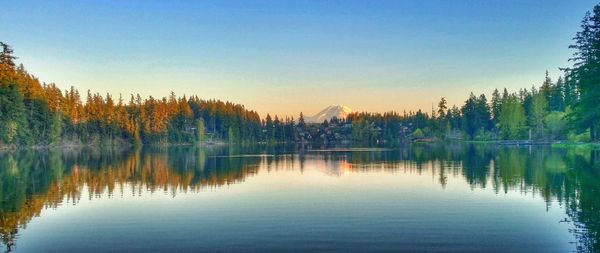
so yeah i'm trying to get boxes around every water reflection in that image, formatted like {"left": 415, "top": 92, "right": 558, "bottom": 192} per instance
{"left": 0, "top": 144, "right": 599, "bottom": 252}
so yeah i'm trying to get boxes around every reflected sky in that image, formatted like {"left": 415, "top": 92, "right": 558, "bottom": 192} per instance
{"left": 1, "top": 145, "right": 598, "bottom": 252}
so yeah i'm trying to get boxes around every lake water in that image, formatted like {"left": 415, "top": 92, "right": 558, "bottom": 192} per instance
{"left": 1, "top": 144, "right": 599, "bottom": 253}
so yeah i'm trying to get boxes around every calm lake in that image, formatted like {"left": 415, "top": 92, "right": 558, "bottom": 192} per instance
{"left": 1, "top": 144, "right": 599, "bottom": 253}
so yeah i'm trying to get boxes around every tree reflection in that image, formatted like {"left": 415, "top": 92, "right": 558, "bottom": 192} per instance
{"left": 0, "top": 144, "right": 599, "bottom": 252}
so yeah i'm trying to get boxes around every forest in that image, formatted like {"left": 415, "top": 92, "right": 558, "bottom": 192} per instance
{"left": 1, "top": 4, "right": 600, "bottom": 148}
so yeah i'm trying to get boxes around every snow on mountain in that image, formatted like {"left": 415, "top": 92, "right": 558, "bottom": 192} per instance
{"left": 305, "top": 105, "right": 353, "bottom": 123}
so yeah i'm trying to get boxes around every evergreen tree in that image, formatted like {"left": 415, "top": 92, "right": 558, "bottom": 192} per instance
{"left": 491, "top": 89, "right": 502, "bottom": 123}
{"left": 461, "top": 93, "right": 492, "bottom": 138}
{"left": 540, "top": 71, "right": 553, "bottom": 105}
{"left": 437, "top": 97, "right": 447, "bottom": 118}
{"left": 567, "top": 5, "right": 600, "bottom": 140}
{"left": 550, "top": 76, "right": 566, "bottom": 111}
{"left": 436, "top": 97, "right": 449, "bottom": 135}
{"left": 563, "top": 74, "right": 578, "bottom": 108}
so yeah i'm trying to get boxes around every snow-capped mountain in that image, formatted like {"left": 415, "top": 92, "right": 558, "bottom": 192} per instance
{"left": 305, "top": 105, "right": 353, "bottom": 123}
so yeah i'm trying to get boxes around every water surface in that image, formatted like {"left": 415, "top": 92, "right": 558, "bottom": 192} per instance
{"left": 1, "top": 144, "right": 599, "bottom": 252}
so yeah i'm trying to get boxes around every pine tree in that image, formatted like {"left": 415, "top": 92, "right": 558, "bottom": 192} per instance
{"left": 563, "top": 74, "right": 578, "bottom": 108}
{"left": 567, "top": 5, "right": 600, "bottom": 140}
{"left": 461, "top": 93, "right": 492, "bottom": 138}
{"left": 551, "top": 76, "right": 566, "bottom": 112}
{"left": 437, "top": 97, "right": 447, "bottom": 118}
{"left": 491, "top": 89, "right": 501, "bottom": 123}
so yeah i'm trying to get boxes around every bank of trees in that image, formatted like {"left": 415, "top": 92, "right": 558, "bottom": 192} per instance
{"left": 0, "top": 42, "right": 265, "bottom": 147}
{"left": 422, "top": 3, "right": 600, "bottom": 142}
{"left": 2, "top": 3, "right": 600, "bottom": 147}
{"left": 325, "top": 3, "right": 600, "bottom": 143}
{"left": 325, "top": 68, "right": 580, "bottom": 144}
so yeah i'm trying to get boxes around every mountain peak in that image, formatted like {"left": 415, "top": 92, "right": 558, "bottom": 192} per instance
{"left": 305, "top": 105, "right": 353, "bottom": 123}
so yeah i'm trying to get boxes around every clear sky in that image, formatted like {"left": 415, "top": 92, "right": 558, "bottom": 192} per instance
{"left": 1, "top": 0, "right": 597, "bottom": 117}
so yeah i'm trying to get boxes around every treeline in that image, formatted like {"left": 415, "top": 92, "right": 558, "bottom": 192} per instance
{"left": 3, "top": 3, "right": 600, "bottom": 147}
{"left": 380, "top": 72, "right": 582, "bottom": 142}
{"left": 0, "top": 42, "right": 266, "bottom": 147}
{"left": 0, "top": 40, "right": 311, "bottom": 147}
{"left": 292, "top": 4, "right": 600, "bottom": 144}
{"left": 289, "top": 70, "right": 583, "bottom": 145}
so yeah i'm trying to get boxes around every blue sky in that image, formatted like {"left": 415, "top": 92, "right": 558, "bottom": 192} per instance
{"left": 1, "top": 0, "right": 597, "bottom": 117}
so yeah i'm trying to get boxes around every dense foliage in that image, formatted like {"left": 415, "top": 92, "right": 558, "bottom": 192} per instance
{"left": 0, "top": 42, "right": 265, "bottom": 147}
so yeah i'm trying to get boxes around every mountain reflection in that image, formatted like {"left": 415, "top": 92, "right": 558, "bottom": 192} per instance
{"left": 1, "top": 144, "right": 600, "bottom": 253}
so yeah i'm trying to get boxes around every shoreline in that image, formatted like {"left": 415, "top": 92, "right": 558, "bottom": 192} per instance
{"left": 2, "top": 140, "right": 599, "bottom": 152}
{"left": 0, "top": 140, "right": 231, "bottom": 152}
